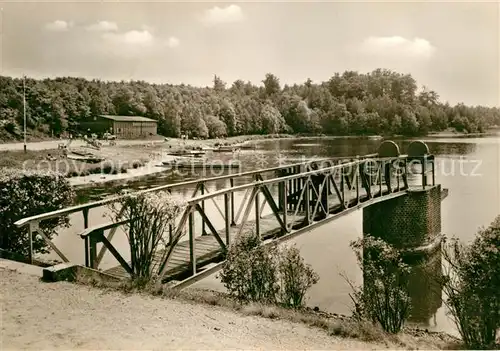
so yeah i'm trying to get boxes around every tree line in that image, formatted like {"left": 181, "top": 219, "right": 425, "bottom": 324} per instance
{"left": 1, "top": 69, "right": 499, "bottom": 140}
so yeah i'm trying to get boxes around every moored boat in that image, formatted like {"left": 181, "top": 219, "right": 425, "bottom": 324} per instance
{"left": 167, "top": 150, "right": 206, "bottom": 157}
{"left": 213, "top": 145, "right": 240, "bottom": 153}
{"left": 162, "top": 158, "right": 240, "bottom": 169}
{"left": 67, "top": 153, "right": 104, "bottom": 163}
{"left": 176, "top": 162, "right": 241, "bottom": 170}
{"left": 237, "top": 143, "right": 257, "bottom": 150}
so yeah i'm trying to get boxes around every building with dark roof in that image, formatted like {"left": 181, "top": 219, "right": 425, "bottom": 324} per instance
{"left": 80, "top": 115, "right": 158, "bottom": 139}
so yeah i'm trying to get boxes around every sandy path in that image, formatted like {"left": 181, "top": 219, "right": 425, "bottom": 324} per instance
{"left": 0, "top": 268, "right": 386, "bottom": 350}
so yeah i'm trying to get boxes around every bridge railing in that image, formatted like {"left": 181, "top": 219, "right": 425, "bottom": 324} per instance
{"left": 14, "top": 140, "right": 435, "bottom": 278}
{"left": 13, "top": 155, "right": 369, "bottom": 265}
{"left": 82, "top": 152, "right": 433, "bottom": 281}
{"left": 73, "top": 154, "right": 383, "bottom": 272}
{"left": 152, "top": 154, "right": 427, "bottom": 280}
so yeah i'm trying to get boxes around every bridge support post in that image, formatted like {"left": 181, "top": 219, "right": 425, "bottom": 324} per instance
{"left": 304, "top": 179, "right": 311, "bottom": 225}
{"left": 200, "top": 183, "right": 207, "bottom": 236}
{"left": 255, "top": 190, "right": 260, "bottom": 241}
{"left": 230, "top": 178, "right": 236, "bottom": 226}
{"left": 188, "top": 211, "right": 196, "bottom": 275}
{"left": 311, "top": 172, "right": 328, "bottom": 220}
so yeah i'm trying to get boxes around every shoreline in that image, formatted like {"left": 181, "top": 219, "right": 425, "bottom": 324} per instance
{"left": 2, "top": 127, "right": 497, "bottom": 150}
{"left": 3, "top": 131, "right": 497, "bottom": 189}
{"left": 68, "top": 136, "right": 278, "bottom": 187}
{"left": 68, "top": 134, "right": 373, "bottom": 188}
{"left": 0, "top": 135, "right": 292, "bottom": 188}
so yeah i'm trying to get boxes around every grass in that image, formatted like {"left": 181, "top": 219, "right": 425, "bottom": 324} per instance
{"left": 73, "top": 272, "right": 462, "bottom": 350}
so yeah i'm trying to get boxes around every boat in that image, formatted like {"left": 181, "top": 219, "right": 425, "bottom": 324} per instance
{"left": 213, "top": 145, "right": 240, "bottom": 153}
{"left": 167, "top": 150, "right": 206, "bottom": 158}
{"left": 238, "top": 143, "right": 257, "bottom": 150}
{"left": 162, "top": 158, "right": 205, "bottom": 166}
{"left": 162, "top": 158, "right": 240, "bottom": 170}
{"left": 176, "top": 162, "right": 241, "bottom": 170}
{"left": 67, "top": 153, "right": 104, "bottom": 163}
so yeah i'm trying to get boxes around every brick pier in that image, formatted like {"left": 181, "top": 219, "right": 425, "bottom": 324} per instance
{"left": 363, "top": 184, "right": 443, "bottom": 251}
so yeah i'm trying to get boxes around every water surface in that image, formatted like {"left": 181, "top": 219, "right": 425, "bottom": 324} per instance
{"left": 62, "top": 134, "right": 500, "bottom": 335}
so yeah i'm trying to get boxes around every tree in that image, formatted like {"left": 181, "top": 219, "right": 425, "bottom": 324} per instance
{"left": 230, "top": 79, "right": 245, "bottom": 95}
{"left": 213, "top": 75, "right": 226, "bottom": 93}
{"left": 400, "top": 108, "right": 420, "bottom": 136}
{"left": 218, "top": 99, "right": 237, "bottom": 136}
{"left": 49, "top": 96, "right": 68, "bottom": 135}
{"left": 442, "top": 216, "right": 500, "bottom": 349}
{"left": 205, "top": 115, "right": 227, "bottom": 138}
{"left": 158, "top": 94, "right": 181, "bottom": 137}
{"left": 262, "top": 73, "right": 281, "bottom": 98}
{"left": 319, "top": 100, "right": 351, "bottom": 135}
{"left": 181, "top": 104, "right": 205, "bottom": 138}
{"left": 0, "top": 169, "right": 75, "bottom": 257}
{"left": 346, "top": 236, "right": 412, "bottom": 334}
{"left": 1, "top": 69, "right": 499, "bottom": 141}
{"left": 259, "top": 103, "right": 285, "bottom": 134}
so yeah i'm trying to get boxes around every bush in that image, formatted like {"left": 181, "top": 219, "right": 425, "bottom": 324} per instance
{"left": 442, "top": 216, "right": 500, "bottom": 349}
{"left": 109, "top": 191, "right": 186, "bottom": 282}
{"left": 220, "top": 233, "right": 279, "bottom": 303}
{"left": 0, "top": 169, "right": 74, "bottom": 257}
{"left": 278, "top": 246, "right": 319, "bottom": 308}
{"left": 346, "top": 236, "right": 411, "bottom": 334}
{"left": 219, "top": 233, "right": 319, "bottom": 308}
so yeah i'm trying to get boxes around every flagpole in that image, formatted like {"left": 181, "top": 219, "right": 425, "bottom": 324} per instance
{"left": 23, "top": 75, "right": 27, "bottom": 153}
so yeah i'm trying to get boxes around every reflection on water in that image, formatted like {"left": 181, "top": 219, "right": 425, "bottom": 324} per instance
{"left": 66, "top": 134, "right": 499, "bottom": 336}
{"left": 358, "top": 249, "right": 443, "bottom": 329}
{"left": 407, "top": 251, "right": 443, "bottom": 326}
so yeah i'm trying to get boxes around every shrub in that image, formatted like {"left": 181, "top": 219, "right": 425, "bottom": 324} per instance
{"left": 346, "top": 236, "right": 411, "bottom": 334}
{"left": 278, "top": 246, "right": 319, "bottom": 308}
{"left": 442, "top": 216, "right": 500, "bottom": 349}
{"left": 219, "top": 233, "right": 319, "bottom": 308}
{"left": 220, "top": 233, "right": 279, "bottom": 303}
{"left": 109, "top": 191, "right": 186, "bottom": 281}
{"left": 0, "top": 168, "right": 75, "bottom": 257}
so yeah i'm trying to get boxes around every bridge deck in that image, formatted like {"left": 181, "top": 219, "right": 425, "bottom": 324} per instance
{"left": 104, "top": 186, "right": 392, "bottom": 281}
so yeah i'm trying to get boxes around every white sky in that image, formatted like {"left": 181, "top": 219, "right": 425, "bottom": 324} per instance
{"left": 1, "top": 1, "right": 499, "bottom": 106}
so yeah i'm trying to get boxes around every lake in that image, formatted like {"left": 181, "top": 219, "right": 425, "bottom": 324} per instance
{"left": 61, "top": 133, "right": 500, "bottom": 335}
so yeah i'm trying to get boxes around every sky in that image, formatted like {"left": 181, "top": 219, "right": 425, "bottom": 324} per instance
{"left": 0, "top": 1, "right": 499, "bottom": 107}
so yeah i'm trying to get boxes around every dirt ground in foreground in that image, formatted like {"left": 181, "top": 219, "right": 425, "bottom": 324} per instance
{"left": 0, "top": 269, "right": 391, "bottom": 350}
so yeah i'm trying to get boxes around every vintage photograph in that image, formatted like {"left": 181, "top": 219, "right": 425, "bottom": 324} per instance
{"left": 0, "top": 1, "right": 499, "bottom": 349}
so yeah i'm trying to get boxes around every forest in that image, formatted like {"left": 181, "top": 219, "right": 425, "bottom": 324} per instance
{"left": 0, "top": 69, "right": 499, "bottom": 141}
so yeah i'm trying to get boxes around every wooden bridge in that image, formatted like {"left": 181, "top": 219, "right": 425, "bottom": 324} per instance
{"left": 14, "top": 140, "right": 443, "bottom": 288}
